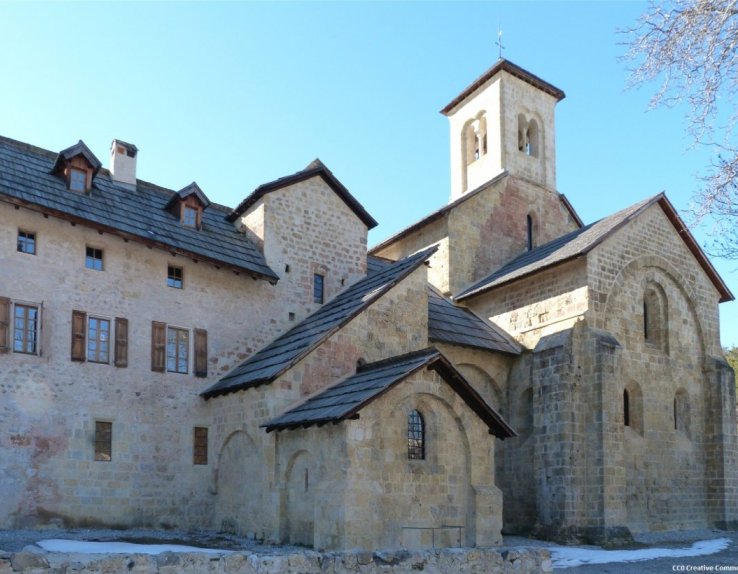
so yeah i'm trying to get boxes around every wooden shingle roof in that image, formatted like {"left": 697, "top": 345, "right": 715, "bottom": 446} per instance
{"left": 0, "top": 135, "right": 277, "bottom": 281}
{"left": 202, "top": 246, "right": 438, "bottom": 399}
{"left": 455, "top": 194, "right": 734, "bottom": 303}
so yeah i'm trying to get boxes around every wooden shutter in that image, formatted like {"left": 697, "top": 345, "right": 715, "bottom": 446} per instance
{"left": 71, "top": 310, "right": 86, "bottom": 361}
{"left": 114, "top": 317, "right": 128, "bottom": 368}
{"left": 194, "top": 328, "right": 208, "bottom": 378}
{"left": 0, "top": 297, "right": 9, "bottom": 353}
{"left": 151, "top": 321, "right": 166, "bottom": 372}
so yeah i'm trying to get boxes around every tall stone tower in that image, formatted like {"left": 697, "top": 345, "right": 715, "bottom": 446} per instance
{"left": 442, "top": 59, "right": 565, "bottom": 202}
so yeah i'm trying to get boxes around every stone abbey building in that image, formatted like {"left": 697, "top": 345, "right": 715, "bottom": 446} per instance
{"left": 1, "top": 59, "right": 736, "bottom": 550}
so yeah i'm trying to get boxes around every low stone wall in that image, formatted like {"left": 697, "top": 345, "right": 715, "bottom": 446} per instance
{"left": 0, "top": 546, "right": 552, "bottom": 573}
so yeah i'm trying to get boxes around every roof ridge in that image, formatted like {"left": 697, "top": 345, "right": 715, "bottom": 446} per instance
{"left": 356, "top": 347, "right": 439, "bottom": 372}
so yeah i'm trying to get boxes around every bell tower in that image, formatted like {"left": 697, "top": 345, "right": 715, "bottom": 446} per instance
{"left": 441, "top": 59, "right": 565, "bottom": 202}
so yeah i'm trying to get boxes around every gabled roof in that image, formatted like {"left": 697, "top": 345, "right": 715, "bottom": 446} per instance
{"left": 456, "top": 194, "right": 734, "bottom": 303}
{"left": 51, "top": 140, "right": 102, "bottom": 175}
{"left": 164, "top": 181, "right": 211, "bottom": 210}
{"left": 441, "top": 58, "right": 566, "bottom": 116}
{"left": 0, "top": 134, "right": 277, "bottom": 282}
{"left": 369, "top": 171, "right": 583, "bottom": 255}
{"left": 202, "top": 246, "right": 438, "bottom": 399}
{"left": 262, "top": 347, "right": 516, "bottom": 439}
{"left": 427, "top": 286, "right": 522, "bottom": 354}
{"left": 227, "top": 158, "right": 378, "bottom": 229}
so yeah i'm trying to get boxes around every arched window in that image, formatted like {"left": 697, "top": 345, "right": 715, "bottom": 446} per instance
{"left": 623, "top": 382, "right": 644, "bottom": 435}
{"left": 517, "top": 114, "right": 527, "bottom": 152}
{"left": 526, "top": 213, "right": 535, "bottom": 251}
{"left": 643, "top": 283, "right": 668, "bottom": 352}
{"left": 526, "top": 119, "right": 539, "bottom": 157}
{"left": 407, "top": 410, "right": 425, "bottom": 460}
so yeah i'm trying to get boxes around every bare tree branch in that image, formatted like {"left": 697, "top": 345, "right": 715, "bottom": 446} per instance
{"left": 623, "top": 1, "right": 738, "bottom": 259}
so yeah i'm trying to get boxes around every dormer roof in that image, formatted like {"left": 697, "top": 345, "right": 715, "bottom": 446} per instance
{"left": 227, "top": 159, "right": 378, "bottom": 229}
{"left": 51, "top": 140, "right": 102, "bottom": 176}
{"left": 165, "top": 181, "right": 211, "bottom": 211}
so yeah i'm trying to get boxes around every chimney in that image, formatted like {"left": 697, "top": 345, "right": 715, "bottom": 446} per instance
{"left": 110, "top": 139, "right": 138, "bottom": 186}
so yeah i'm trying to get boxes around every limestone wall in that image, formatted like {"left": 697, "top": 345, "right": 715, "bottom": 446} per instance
{"left": 0, "top": 202, "right": 279, "bottom": 529}
{"left": 0, "top": 173, "right": 371, "bottom": 531}
{"left": 208, "top": 265, "right": 432, "bottom": 546}
{"left": 239, "top": 177, "right": 368, "bottom": 326}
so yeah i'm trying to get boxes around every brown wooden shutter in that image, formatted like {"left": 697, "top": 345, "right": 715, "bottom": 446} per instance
{"left": 71, "top": 310, "right": 86, "bottom": 361}
{"left": 151, "top": 321, "right": 166, "bottom": 372}
{"left": 194, "top": 328, "right": 208, "bottom": 378}
{"left": 114, "top": 317, "right": 128, "bottom": 368}
{"left": 0, "top": 297, "right": 10, "bottom": 353}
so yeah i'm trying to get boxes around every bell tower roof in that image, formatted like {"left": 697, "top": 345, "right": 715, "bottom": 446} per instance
{"left": 441, "top": 58, "right": 565, "bottom": 117}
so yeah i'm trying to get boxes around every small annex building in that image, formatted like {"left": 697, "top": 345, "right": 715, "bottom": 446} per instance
{"left": 0, "top": 59, "right": 736, "bottom": 550}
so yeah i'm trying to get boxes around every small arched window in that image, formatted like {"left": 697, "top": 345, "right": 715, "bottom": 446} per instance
{"left": 526, "top": 119, "right": 539, "bottom": 157}
{"left": 643, "top": 283, "right": 668, "bottom": 352}
{"left": 526, "top": 213, "right": 535, "bottom": 251}
{"left": 408, "top": 410, "right": 425, "bottom": 460}
{"left": 623, "top": 389, "right": 630, "bottom": 427}
{"left": 623, "top": 382, "right": 644, "bottom": 435}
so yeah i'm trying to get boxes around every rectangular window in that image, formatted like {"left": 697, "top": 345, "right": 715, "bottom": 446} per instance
{"left": 193, "top": 427, "right": 208, "bottom": 465}
{"left": 167, "top": 326, "right": 189, "bottom": 374}
{"left": 94, "top": 421, "right": 112, "bottom": 462}
{"left": 69, "top": 168, "right": 87, "bottom": 192}
{"left": 17, "top": 230, "right": 36, "bottom": 255}
{"left": 13, "top": 304, "right": 38, "bottom": 354}
{"left": 313, "top": 273, "right": 324, "bottom": 304}
{"left": 85, "top": 246, "right": 104, "bottom": 271}
{"left": 167, "top": 265, "right": 183, "bottom": 289}
{"left": 183, "top": 206, "right": 198, "bottom": 227}
{"left": 87, "top": 317, "right": 111, "bottom": 363}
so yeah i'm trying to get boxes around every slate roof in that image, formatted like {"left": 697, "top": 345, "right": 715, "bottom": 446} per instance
{"left": 427, "top": 287, "right": 522, "bottom": 354}
{"left": 455, "top": 193, "right": 734, "bottom": 303}
{"left": 227, "top": 158, "right": 378, "bottom": 229}
{"left": 0, "top": 135, "right": 277, "bottom": 282}
{"left": 202, "top": 246, "right": 438, "bottom": 399}
{"left": 441, "top": 58, "right": 566, "bottom": 116}
{"left": 262, "top": 347, "right": 516, "bottom": 439}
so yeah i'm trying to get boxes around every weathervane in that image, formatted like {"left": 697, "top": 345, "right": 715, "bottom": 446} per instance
{"left": 496, "top": 25, "right": 505, "bottom": 59}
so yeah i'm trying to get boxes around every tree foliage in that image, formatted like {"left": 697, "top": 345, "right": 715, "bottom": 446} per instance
{"left": 623, "top": 0, "right": 738, "bottom": 259}
{"left": 726, "top": 345, "right": 738, "bottom": 374}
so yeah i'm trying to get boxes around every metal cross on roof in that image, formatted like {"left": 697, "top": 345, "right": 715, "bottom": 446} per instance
{"left": 496, "top": 26, "right": 505, "bottom": 59}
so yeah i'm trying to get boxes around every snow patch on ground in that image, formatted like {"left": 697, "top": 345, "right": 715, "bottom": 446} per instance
{"left": 549, "top": 537, "right": 731, "bottom": 569}
{"left": 37, "top": 539, "right": 233, "bottom": 555}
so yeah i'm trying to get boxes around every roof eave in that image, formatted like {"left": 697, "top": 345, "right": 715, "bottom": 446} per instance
{"left": 227, "top": 167, "right": 378, "bottom": 229}
{"left": 656, "top": 196, "right": 735, "bottom": 303}
{"left": 1, "top": 194, "right": 279, "bottom": 285}
{"left": 441, "top": 59, "right": 565, "bottom": 116}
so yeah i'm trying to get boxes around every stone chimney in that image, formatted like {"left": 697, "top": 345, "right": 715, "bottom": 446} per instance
{"left": 110, "top": 139, "right": 138, "bottom": 186}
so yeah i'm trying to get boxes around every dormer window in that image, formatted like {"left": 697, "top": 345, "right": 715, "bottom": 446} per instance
{"left": 183, "top": 206, "right": 198, "bottom": 227}
{"left": 51, "top": 140, "right": 101, "bottom": 194}
{"left": 69, "top": 168, "right": 87, "bottom": 192}
{"left": 165, "top": 182, "right": 210, "bottom": 231}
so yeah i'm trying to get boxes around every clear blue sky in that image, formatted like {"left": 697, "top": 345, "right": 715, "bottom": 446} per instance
{"left": 1, "top": 1, "right": 735, "bottom": 347}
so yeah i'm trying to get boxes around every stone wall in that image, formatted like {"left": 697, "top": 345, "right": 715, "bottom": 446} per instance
{"left": 209, "top": 265, "right": 434, "bottom": 548}
{"left": 0, "top": 171, "right": 372, "bottom": 531}
{"left": 0, "top": 546, "right": 552, "bottom": 574}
